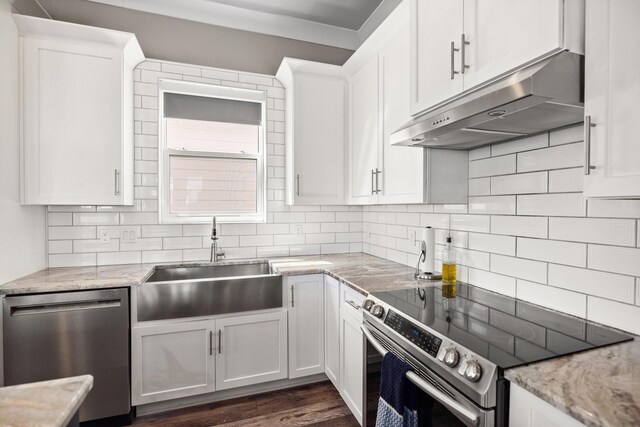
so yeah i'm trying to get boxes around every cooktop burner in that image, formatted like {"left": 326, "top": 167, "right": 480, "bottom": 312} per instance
{"left": 370, "top": 282, "right": 633, "bottom": 370}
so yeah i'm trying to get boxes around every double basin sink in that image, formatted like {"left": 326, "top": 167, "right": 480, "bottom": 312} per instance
{"left": 137, "top": 261, "right": 283, "bottom": 322}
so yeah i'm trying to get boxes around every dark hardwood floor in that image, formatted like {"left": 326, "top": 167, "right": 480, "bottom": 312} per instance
{"left": 132, "top": 381, "right": 360, "bottom": 427}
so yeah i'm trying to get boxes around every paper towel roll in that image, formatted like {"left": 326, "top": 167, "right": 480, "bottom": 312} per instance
{"left": 420, "top": 226, "right": 436, "bottom": 274}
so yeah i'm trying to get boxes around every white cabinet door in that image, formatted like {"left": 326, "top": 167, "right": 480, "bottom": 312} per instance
{"left": 288, "top": 274, "right": 325, "bottom": 378}
{"left": 131, "top": 320, "right": 216, "bottom": 405}
{"left": 216, "top": 311, "right": 288, "bottom": 390}
{"left": 510, "top": 383, "right": 586, "bottom": 427}
{"left": 410, "top": 0, "right": 464, "bottom": 116}
{"left": 340, "top": 308, "right": 364, "bottom": 424}
{"left": 21, "top": 37, "right": 125, "bottom": 205}
{"left": 462, "top": 0, "right": 564, "bottom": 91}
{"left": 349, "top": 55, "right": 380, "bottom": 204}
{"left": 324, "top": 275, "right": 340, "bottom": 388}
{"left": 583, "top": 0, "right": 640, "bottom": 198}
{"left": 378, "top": 27, "right": 425, "bottom": 204}
{"left": 293, "top": 74, "right": 346, "bottom": 205}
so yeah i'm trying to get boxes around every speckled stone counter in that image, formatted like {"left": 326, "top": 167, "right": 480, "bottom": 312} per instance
{"left": 0, "top": 375, "right": 93, "bottom": 427}
{"left": 505, "top": 339, "right": 640, "bottom": 427}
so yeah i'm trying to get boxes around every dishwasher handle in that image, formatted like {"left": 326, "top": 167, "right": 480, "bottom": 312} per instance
{"left": 9, "top": 299, "right": 122, "bottom": 316}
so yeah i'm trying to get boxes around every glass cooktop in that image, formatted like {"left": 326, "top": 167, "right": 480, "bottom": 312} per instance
{"left": 371, "top": 282, "right": 633, "bottom": 370}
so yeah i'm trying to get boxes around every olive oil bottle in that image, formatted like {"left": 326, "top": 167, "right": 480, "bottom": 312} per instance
{"left": 441, "top": 237, "right": 457, "bottom": 298}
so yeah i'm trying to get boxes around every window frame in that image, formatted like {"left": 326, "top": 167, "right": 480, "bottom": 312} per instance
{"left": 158, "top": 79, "right": 267, "bottom": 224}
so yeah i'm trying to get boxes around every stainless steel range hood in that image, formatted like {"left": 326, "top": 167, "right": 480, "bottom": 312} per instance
{"left": 391, "top": 52, "right": 584, "bottom": 149}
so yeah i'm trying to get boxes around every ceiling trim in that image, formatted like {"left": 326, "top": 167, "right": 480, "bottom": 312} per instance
{"left": 85, "top": 0, "right": 366, "bottom": 50}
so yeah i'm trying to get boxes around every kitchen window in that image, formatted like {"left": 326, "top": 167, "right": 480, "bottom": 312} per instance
{"left": 158, "top": 80, "right": 267, "bottom": 223}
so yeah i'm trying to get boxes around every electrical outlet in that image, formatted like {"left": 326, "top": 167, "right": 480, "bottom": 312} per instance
{"left": 121, "top": 227, "right": 138, "bottom": 242}
{"left": 294, "top": 224, "right": 303, "bottom": 236}
{"left": 99, "top": 230, "right": 111, "bottom": 243}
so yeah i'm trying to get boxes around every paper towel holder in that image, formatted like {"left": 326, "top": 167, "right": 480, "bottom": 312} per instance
{"left": 414, "top": 240, "right": 442, "bottom": 281}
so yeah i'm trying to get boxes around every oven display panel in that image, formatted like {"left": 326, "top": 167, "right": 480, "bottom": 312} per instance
{"left": 384, "top": 310, "right": 442, "bottom": 357}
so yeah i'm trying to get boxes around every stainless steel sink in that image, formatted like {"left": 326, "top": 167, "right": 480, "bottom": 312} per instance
{"left": 137, "top": 261, "right": 282, "bottom": 322}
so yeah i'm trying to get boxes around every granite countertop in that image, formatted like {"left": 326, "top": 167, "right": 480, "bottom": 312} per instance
{"left": 505, "top": 340, "right": 640, "bottom": 427}
{"left": 0, "top": 375, "right": 93, "bottom": 427}
{"left": 2, "top": 253, "right": 639, "bottom": 427}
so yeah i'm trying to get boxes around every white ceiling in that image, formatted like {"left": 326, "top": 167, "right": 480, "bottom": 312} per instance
{"left": 205, "top": 0, "right": 384, "bottom": 30}
{"left": 85, "top": 0, "right": 402, "bottom": 49}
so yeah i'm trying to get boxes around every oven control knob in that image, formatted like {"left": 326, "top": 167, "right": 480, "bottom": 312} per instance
{"left": 362, "top": 299, "right": 375, "bottom": 312}
{"left": 370, "top": 304, "right": 385, "bottom": 318}
{"left": 462, "top": 360, "right": 482, "bottom": 382}
{"left": 442, "top": 347, "right": 459, "bottom": 368}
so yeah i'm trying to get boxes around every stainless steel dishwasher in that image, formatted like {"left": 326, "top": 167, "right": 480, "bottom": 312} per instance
{"left": 3, "top": 288, "right": 130, "bottom": 423}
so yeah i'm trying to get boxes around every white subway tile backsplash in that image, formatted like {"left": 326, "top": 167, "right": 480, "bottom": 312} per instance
{"left": 549, "top": 168, "right": 582, "bottom": 193}
{"left": 517, "top": 143, "right": 583, "bottom": 172}
{"left": 491, "top": 133, "right": 548, "bottom": 156}
{"left": 141, "top": 250, "right": 182, "bottom": 263}
{"left": 549, "top": 124, "right": 582, "bottom": 146}
{"left": 587, "top": 297, "right": 640, "bottom": 335}
{"left": 141, "top": 225, "right": 182, "bottom": 237}
{"left": 48, "top": 240, "right": 72, "bottom": 254}
{"left": 469, "top": 178, "right": 491, "bottom": 196}
{"left": 257, "top": 246, "right": 289, "bottom": 257}
{"left": 163, "top": 236, "right": 203, "bottom": 250}
{"left": 588, "top": 199, "right": 640, "bottom": 218}
{"left": 273, "top": 234, "right": 305, "bottom": 245}
{"left": 290, "top": 244, "right": 321, "bottom": 256}
{"left": 490, "top": 216, "right": 548, "bottom": 238}
{"left": 456, "top": 248, "right": 490, "bottom": 269}
{"left": 450, "top": 215, "right": 490, "bottom": 233}
{"left": 321, "top": 243, "right": 350, "bottom": 254}
{"left": 469, "top": 155, "right": 516, "bottom": 178}
{"left": 97, "top": 251, "right": 141, "bottom": 266}
{"left": 517, "top": 193, "right": 585, "bottom": 217}
{"left": 419, "top": 214, "right": 450, "bottom": 229}
{"left": 48, "top": 213, "right": 72, "bottom": 226}
{"left": 239, "top": 235, "right": 274, "bottom": 247}
{"left": 468, "top": 268, "right": 516, "bottom": 297}
{"left": 120, "top": 238, "right": 163, "bottom": 251}
{"left": 306, "top": 212, "right": 335, "bottom": 223}
{"left": 49, "top": 226, "right": 96, "bottom": 240}
{"left": 433, "top": 204, "right": 468, "bottom": 214}
{"left": 549, "top": 217, "right": 636, "bottom": 246}
{"left": 517, "top": 280, "right": 587, "bottom": 318}
{"left": 468, "top": 233, "right": 515, "bottom": 256}
{"left": 469, "top": 146, "right": 491, "bottom": 161}
{"left": 468, "top": 196, "right": 516, "bottom": 215}
{"left": 491, "top": 172, "right": 547, "bottom": 195}
{"left": 161, "top": 63, "right": 201, "bottom": 76}
{"left": 119, "top": 212, "right": 158, "bottom": 225}
{"left": 257, "top": 223, "right": 290, "bottom": 235}
{"left": 518, "top": 237, "right": 586, "bottom": 267}
{"left": 336, "top": 211, "right": 363, "bottom": 222}
{"left": 49, "top": 253, "right": 96, "bottom": 267}
{"left": 73, "top": 213, "right": 119, "bottom": 226}
{"left": 73, "top": 239, "right": 119, "bottom": 253}
{"left": 588, "top": 245, "right": 640, "bottom": 277}
{"left": 220, "top": 223, "right": 257, "bottom": 235}
{"left": 548, "top": 264, "right": 635, "bottom": 304}
{"left": 491, "top": 254, "right": 547, "bottom": 283}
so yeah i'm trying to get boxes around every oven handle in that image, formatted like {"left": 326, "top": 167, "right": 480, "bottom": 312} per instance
{"left": 361, "top": 325, "right": 481, "bottom": 427}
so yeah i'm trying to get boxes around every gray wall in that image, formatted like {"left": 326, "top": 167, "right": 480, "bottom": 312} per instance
{"left": 14, "top": 0, "right": 354, "bottom": 75}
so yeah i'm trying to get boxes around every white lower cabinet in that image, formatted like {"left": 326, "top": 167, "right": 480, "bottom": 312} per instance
{"left": 131, "top": 320, "right": 216, "bottom": 406}
{"left": 132, "top": 310, "right": 288, "bottom": 405}
{"left": 509, "top": 383, "right": 586, "bottom": 427}
{"left": 324, "top": 275, "right": 341, "bottom": 388}
{"left": 216, "top": 311, "right": 288, "bottom": 390}
{"left": 287, "top": 274, "right": 325, "bottom": 378}
{"left": 339, "top": 306, "right": 364, "bottom": 425}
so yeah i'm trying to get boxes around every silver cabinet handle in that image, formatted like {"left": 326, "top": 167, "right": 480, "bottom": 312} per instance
{"left": 450, "top": 41, "right": 460, "bottom": 80}
{"left": 375, "top": 168, "right": 381, "bottom": 194}
{"left": 291, "top": 284, "right": 295, "bottom": 307}
{"left": 295, "top": 174, "right": 300, "bottom": 196}
{"left": 209, "top": 331, "right": 213, "bottom": 356}
{"left": 584, "top": 115, "right": 597, "bottom": 175}
{"left": 218, "top": 329, "right": 222, "bottom": 354}
{"left": 346, "top": 300, "right": 361, "bottom": 310}
{"left": 460, "top": 34, "right": 470, "bottom": 74}
{"left": 114, "top": 169, "right": 120, "bottom": 196}
{"left": 371, "top": 169, "right": 376, "bottom": 195}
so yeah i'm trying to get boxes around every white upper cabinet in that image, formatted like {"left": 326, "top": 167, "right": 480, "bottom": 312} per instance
{"left": 276, "top": 59, "right": 346, "bottom": 205}
{"left": 583, "top": 0, "right": 640, "bottom": 198}
{"left": 348, "top": 55, "right": 380, "bottom": 205}
{"left": 410, "top": 0, "right": 585, "bottom": 116}
{"left": 15, "top": 15, "right": 143, "bottom": 205}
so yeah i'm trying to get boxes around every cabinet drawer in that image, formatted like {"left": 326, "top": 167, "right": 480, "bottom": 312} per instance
{"left": 340, "top": 282, "right": 366, "bottom": 319}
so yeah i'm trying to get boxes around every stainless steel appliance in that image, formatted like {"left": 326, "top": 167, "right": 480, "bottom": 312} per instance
{"left": 3, "top": 288, "right": 130, "bottom": 423}
{"left": 391, "top": 52, "right": 584, "bottom": 149}
{"left": 362, "top": 283, "right": 633, "bottom": 426}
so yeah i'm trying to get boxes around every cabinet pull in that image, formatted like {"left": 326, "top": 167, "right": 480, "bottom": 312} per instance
{"left": 346, "top": 300, "right": 361, "bottom": 311}
{"left": 371, "top": 170, "right": 375, "bottom": 195}
{"left": 584, "top": 115, "right": 597, "bottom": 175}
{"left": 295, "top": 174, "right": 300, "bottom": 196}
{"left": 375, "top": 168, "right": 381, "bottom": 194}
{"left": 460, "top": 34, "right": 470, "bottom": 74}
{"left": 450, "top": 41, "right": 460, "bottom": 80}
{"left": 114, "top": 169, "right": 120, "bottom": 196}
{"left": 209, "top": 331, "right": 213, "bottom": 356}
{"left": 291, "top": 284, "right": 295, "bottom": 307}
{"left": 218, "top": 330, "right": 222, "bottom": 354}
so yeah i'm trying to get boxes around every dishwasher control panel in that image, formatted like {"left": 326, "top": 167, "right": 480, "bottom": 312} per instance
{"left": 384, "top": 310, "right": 442, "bottom": 358}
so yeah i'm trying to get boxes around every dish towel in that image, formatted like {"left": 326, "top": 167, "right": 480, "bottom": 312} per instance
{"left": 375, "top": 352, "right": 421, "bottom": 427}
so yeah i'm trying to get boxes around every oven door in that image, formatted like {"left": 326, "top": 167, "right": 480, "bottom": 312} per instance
{"left": 362, "top": 323, "right": 495, "bottom": 427}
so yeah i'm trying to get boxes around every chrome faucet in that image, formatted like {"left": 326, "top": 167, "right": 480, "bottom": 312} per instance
{"left": 210, "top": 216, "right": 226, "bottom": 262}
